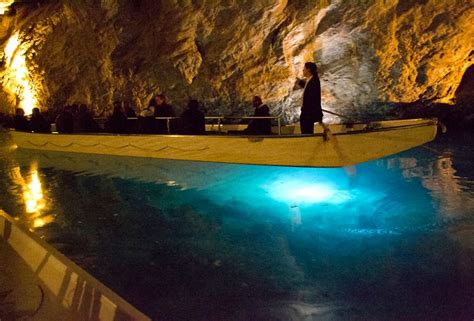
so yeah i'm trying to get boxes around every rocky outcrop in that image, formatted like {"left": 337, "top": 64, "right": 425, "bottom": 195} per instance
{"left": 0, "top": 0, "right": 472, "bottom": 122}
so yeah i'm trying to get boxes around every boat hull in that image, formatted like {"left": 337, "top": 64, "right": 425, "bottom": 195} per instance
{"left": 9, "top": 119, "right": 438, "bottom": 167}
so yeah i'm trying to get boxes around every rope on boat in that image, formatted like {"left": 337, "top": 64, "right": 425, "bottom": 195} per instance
{"left": 26, "top": 140, "right": 210, "bottom": 152}
{"left": 322, "top": 109, "right": 353, "bottom": 120}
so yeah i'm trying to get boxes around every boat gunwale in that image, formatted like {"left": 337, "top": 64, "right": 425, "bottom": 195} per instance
{"left": 8, "top": 117, "right": 438, "bottom": 168}
{"left": 9, "top": 118, "right": 438, "bottom": 140}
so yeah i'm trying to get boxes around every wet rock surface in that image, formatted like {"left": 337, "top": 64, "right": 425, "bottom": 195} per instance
{"left": 0, "top": 1, "right": 472, "bottom": 121}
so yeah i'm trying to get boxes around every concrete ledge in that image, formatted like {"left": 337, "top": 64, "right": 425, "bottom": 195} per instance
{"left": 0, "top": 210, "right": 151, "bottom": 321}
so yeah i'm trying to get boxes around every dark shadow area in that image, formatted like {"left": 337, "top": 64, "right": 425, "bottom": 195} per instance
{"left": 394, "top": 64, "right": 474, "bottom": 132}
{"left": 455, "top": 64, "right": 474, "bottom": 108}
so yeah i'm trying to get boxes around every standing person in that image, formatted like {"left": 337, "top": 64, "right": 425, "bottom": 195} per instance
{"left": 154, "top": 94, "right": 175, "bottom": 134}
{"left": 300, "top": 62, "right": 325, "bottom": 134}
{"left": 244, "top": 96, "right": 272, "bottom": 135}
{"left": 180, "top": 99, "right": 205, "bottom": 135}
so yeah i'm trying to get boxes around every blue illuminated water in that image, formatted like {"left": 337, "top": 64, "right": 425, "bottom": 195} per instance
{"left": 0, "top": 132, "right": 473, "bottom": 321}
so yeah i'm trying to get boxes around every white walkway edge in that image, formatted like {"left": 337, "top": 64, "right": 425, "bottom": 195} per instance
{"left": 0, "top": 210, "right": 152, "bottom": 321}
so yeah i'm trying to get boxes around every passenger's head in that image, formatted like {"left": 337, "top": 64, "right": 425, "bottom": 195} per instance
{"left": 252, "top": 96, "right": 262, "bottom": 108}
{"left": 15, "top": 108, "right": 25, "bottom": 116}
{"left": 79, "top": 104, "right": 88, "bottom": 113}
{"left": 155, "top": 94, "right": 166, "bottom": 106}
{"left": 71, "top": 104, "right": 79, "bottom": 114}
{"left": 122, "top": 101, "right": 131, "bottom": 109}
{"left": 187, "top": 99, "right": 199, "bottom": 111}
{"left": 303, "top": 62, "right": 318, "bottom": 78}
{"left": 113, "top": 105, "right": 122, "bottom": 115}
{"left": 32, "top": 107, "right": 40, "bottom": 115}
{"left": 148, "top": 97, "right": 157, "bottom": 107}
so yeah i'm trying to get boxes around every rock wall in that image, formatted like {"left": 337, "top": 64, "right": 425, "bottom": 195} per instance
{"left": 0, "top": 0, "right": 472, "bottom": 122}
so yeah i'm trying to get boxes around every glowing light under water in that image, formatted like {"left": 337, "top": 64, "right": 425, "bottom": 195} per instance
{"left": 266, "top": 178, "right": 352, "bottom": 205}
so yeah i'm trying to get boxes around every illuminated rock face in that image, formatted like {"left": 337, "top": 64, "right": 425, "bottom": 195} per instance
{"left": 0, "top": 1, "right": 472, "bottom": 121}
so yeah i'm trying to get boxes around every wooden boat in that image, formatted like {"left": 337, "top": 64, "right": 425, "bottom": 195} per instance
{"left": 9, "top": 118, "right": 438, "bottom": 167}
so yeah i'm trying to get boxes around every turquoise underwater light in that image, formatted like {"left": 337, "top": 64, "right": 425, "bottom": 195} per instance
{"left": 265, "top": 178, "right": 353, "bottom": 205}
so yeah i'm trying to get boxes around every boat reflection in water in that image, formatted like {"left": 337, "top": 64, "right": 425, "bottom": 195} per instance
{"left": 12, "top": 146, "right": 473, "bottom": 237}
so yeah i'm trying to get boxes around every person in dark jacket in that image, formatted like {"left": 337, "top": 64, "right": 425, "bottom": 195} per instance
{"left": 137, "top": 100, "right": 156, "bottom": 134}
{"left": 300, "top": 62, "right": 324, "bottom": 134}
{"left": 121, "top": 101, "right": 136, "bottom": 117}
{"left": 29, "top": 108, "right": 50, "bottom": 133}
{"left": 244, "top": 96, "right": 272, "bottom": 135}
{"left": 106, "top": 104, "right": 127, "bottom": 133}
{"left": 74, "top": 104, "right": 98, "bottom": 133}
{"left": 13, "top": 108, "right": 30, "bottom": 132}
{"left": 154, "top": 94, "right": 175, "bottom": 134}
{"left": 55, "top": 105, "right": 74, "bottom": 133}
{"left": 0, "top": 112, "right": 10, "bottom": 129}
{"left": 180, "top": 99, "right": 205, "bottom": 135}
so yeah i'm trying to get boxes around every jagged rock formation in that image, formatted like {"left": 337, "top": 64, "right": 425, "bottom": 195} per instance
{"left": 0, "top": 0, "right": 472, "bottom": 122}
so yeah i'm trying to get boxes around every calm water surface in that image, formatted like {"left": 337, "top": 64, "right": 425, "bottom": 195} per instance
{"left": 0, "top": 131, "right": 473, "bottom": 321}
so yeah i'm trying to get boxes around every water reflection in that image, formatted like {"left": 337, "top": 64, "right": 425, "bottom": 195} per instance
{"left": 379, "top": 145, "right": 474, "bottom": 254}
{"left": 7, "top": 164, "right": 53, "bottom": 230}
{"left": 423, "top": 156, "right": 473, "bottom": 217}
{"left": 9, "top": 146, "right": 473, "bottom": 235}
{"left": 0, "top": 133, "right": 473, "bottom": 321}
{"left": 381, "top": 151, "right": 474, "bottom": 223}
{"left": 25, "top": 169, "right": 44, "bottom": 213}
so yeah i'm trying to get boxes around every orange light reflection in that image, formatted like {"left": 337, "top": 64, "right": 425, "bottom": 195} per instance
{"left": 9, "top": 165, "right": 53, "bottom": 230}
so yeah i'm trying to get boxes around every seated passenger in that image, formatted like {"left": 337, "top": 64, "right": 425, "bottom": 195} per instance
{"left": 154, "top": 94, "right": 175, "bottom": 134}
{"left": 106, "top": 104, "right": 127, "bottom": 133}
{"left": 13, "top": 108, "right": 30, "bottom": 132}
{"left": 0, "top": 112, "right": 9, "bottom": 129}
{"left": 180, "top": 99, "right": 205, "bottom": 135}
{"left": 74, "top": 104, "right": 99, "bottom": 133}
{"left": 121, "top": 101, "right": 136, "bottom": 118}
{"left": 29, "top": 107, "right": 51, "bottom": 133}
{"left": 55, "top": 105, "right": 74, "bottom": 133}
{"left": 137, "top": 101, "right": 156, "bottom": 134}
{"left": 244, "top": 96, "right": 272, "bottom": 135}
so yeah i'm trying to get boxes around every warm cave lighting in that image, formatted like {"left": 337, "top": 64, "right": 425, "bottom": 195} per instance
{"left": 3, "top": 31, "right": 38, "bottom": 115}
{"left": 0, "top": 1, "right": 14, "bottom": 14}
